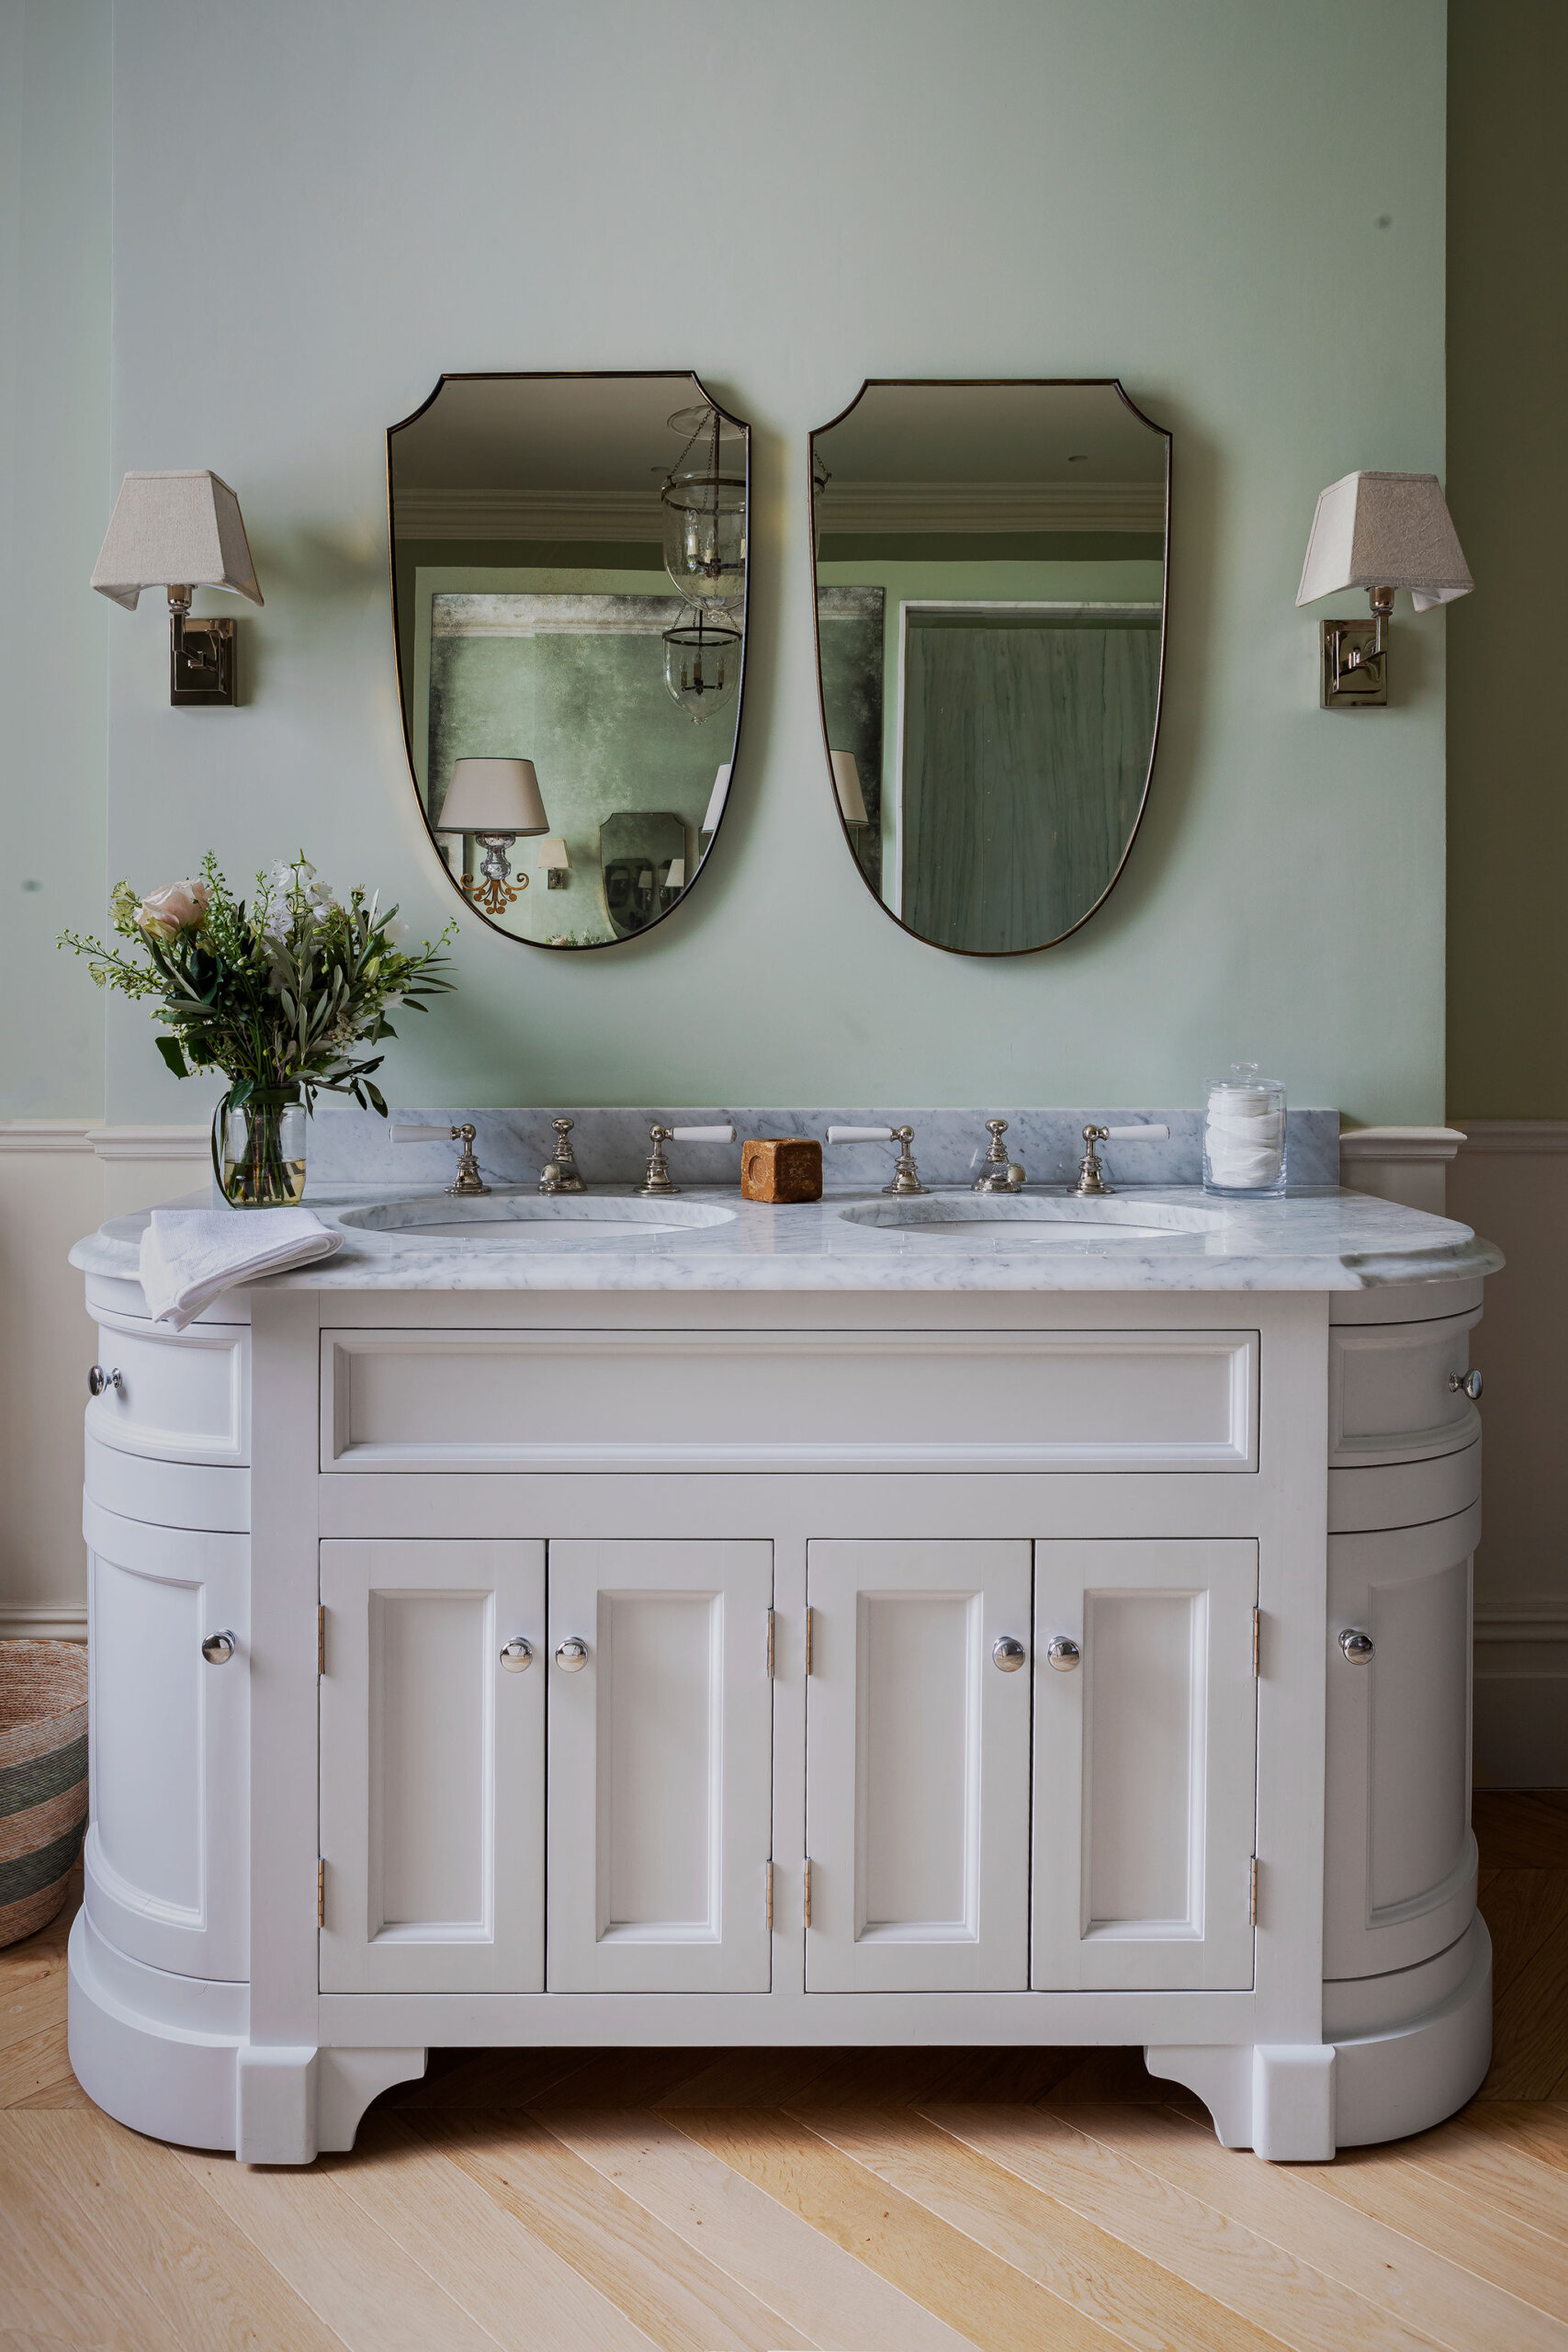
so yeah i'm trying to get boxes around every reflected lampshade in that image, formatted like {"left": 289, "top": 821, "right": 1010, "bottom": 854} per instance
{"left": 702, "top": 763, "right": 732, "bottom": 835}
{"left": 664, "top": 857, "right": 686, "bottom": 891}
{"left": 536, "top": 837, "right": 570, "bottom": 871}
{"left": 91, "top": 470, "right": 264, "bottom": 610}
{"left": 1295, "top": 472, "right": 1472, "bottom": 611}
{"left": 830, "top": 750, "right": 869, "bottom": 827}
{"left": 436, "top": 758, "right": 550, "bottom": 837}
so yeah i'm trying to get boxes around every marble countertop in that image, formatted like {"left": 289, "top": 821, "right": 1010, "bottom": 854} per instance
{"left": 72, "top": 1181, "right": 1503, "bottom": 1297}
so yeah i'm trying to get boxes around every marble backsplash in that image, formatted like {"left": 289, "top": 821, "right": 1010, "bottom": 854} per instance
{"left": 302, "top": 1104, "right": 1342, "bottom": 1194}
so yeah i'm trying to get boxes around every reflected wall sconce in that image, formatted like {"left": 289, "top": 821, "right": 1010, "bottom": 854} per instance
{"left": 91, "top": 470, "right": 264, "bottom": 707}
{"left": 830, "top": 749, "right": 869, "bottom": 827}
{"left": 435, "top": 757, "right": 549, "bottom": 915}
{"left": 538, "top": 836, "right": 570, "bottom": 889}
{"left": 1296, "top": 470, "right": 1472, "bottom": 709}
{"left": 662, "top": 855, "right": 686, "bottom": 906}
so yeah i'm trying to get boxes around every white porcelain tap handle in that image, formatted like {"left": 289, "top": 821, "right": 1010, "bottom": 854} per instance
{"left": 1102, "top": 1125, "right": 1170, "bottom": 1142}
{"left": 667, "top": 1125, "right": 735, "bottom": 1143}
{"left": 829, "top": 1126, "right": 895, "bottom": 1144}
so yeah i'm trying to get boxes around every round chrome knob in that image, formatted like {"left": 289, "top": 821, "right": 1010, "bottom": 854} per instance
{"left": 201, "top": 1631, "right": 235, "bottom": 1666}
{"left": 87, "top": 1365, "right": 124, "bottom": 1397}
{"left": 1046, "top": 1635, "right": 1081, "bottom": 1673}
{"left": 1339, "top": 1628, "right": 1374, "bottom": 1665}
{"left": 555, "top": 1636, "right": 589, "bottom": 1672}
{"left": 1450, "top": 1368, "right": 1483, "bottom": 1400}
{"left": 499, "top": 1638, "right": 533, "bottom": 1672}
{"left": 992, "top": 1636, "right": 1027, "bottom": 1672}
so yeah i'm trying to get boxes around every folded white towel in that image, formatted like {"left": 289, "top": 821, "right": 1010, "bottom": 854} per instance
{"left": 139, "top": 1207, "right": 343, "bottom": 1330}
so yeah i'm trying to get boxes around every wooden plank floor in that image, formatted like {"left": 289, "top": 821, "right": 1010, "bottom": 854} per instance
{"left": 4, "top": 1794, "right": 1565, "bottom": 2351}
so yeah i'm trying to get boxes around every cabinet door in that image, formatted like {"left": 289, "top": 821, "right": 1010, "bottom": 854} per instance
{"left": 547, "top": 1540, "right": 773, "bottom": 1992}
{"left": 319, "top": 1540, "right": 545, "bottom": 1994}
{"left": 83, "top": 1499, "right": 249, "bottom": 1981}
{"left": 806, "top": 1539, "right": 1032, "bottom": 1992}
{"left": 1324, "top": 1509, "right": 1477, "bottom": 1980}
{"left": 1032, "top": 1540, "right": 1258, "bottom": 1990}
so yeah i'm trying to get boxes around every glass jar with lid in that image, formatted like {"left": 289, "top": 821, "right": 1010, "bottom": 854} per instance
{"left": 1203, "top": 1064, "right": 1287, "bottom": 1195}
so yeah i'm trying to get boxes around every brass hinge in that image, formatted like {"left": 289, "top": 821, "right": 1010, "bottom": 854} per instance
{"left": 804, "top": 1857, "right": 813, "bottom": 1928}
{"left": 806, "top": 1606, "right": 815, "bottom": 1676}
{"left": 1252, "top": 1607, "right": 1261, "bottom": 1678}
{"left": 318, "top": 1858, "right": 326, "bottom": 1927}
{"left": 765, "top": 1859, "right": 774, "bottom": 1931}
{"left": 767, "top": 1609, "right": 775, "bottom": 1679}
{"left": 1249, "top": 1855, "right": 1258, "bottom": 1928}
{"left": 318, "top": 1604, "right": 327, "bottom": 1676}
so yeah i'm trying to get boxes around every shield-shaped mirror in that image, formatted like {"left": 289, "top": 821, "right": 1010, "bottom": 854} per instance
{"left": 389, "top": 372, "right": 749, "bottom": 949}
{"left": 811, "top": 379, "right": 1168, "bottom": 956}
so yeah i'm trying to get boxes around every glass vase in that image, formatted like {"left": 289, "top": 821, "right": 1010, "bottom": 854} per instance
{"left": 220, "top": 1095, "right": 307, "bottom": 1207}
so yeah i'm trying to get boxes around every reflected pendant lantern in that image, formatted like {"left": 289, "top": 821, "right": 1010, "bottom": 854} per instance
{"left": 662, "top": 605, "right": 740, "bottom": 722}
{"left": 660, "top": 404, "right": 747, "bottom": 608}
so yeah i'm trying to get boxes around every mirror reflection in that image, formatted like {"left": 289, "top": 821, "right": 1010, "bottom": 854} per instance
{"left": 812, "top": 380, "right": 1168, "bottom": 956}
{"left": 389, "top": 373, "right": 748, "bottom": 948}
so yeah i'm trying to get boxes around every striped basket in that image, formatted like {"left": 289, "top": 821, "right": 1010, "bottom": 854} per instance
{"left": 0, "top": 1640, "right": 89, "bottom": 1948}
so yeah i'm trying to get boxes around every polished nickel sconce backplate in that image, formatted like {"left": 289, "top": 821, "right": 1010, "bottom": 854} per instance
{"left": 170, "top": 595, "right": 239, "bottom": 707}
{"left": 1318, "top": 586, "right": 1392, "bottom": 710}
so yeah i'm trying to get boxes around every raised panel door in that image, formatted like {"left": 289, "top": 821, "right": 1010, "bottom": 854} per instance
{"left": 806, "top": 1539, "right": 1032, "bottom": 1992}
{"left": 1032, "top": 1539, "right": 1258, "bottom": 1990}
{"left": 547, "top": 1539, "right": 773, "bottom": 1992}
{"left": 319, "top": 1539, "right": 545, "bottom": 1993}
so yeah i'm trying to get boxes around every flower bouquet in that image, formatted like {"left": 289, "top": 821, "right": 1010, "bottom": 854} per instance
{"left": 60, "top": 854, "right": 456, "bottom": 1205}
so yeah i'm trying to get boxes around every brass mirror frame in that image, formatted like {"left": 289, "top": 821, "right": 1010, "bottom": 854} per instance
{"left": 808, "top": 377, "right": 1170, "bottom": 958}
{"left": 388, "top": 370, "right": 752, "bottom": 952}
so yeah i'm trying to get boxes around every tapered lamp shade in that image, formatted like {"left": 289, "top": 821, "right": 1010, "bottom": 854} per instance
{"left": 830, "top": 749, "right": 869, "bottom": 827}
{"left": 436, "top": 758, "right": 550, "bottom": 835}
{"left": 536, "top": 837, "right": 570, "bottom": 870}
{"left": 665, "top": 857, "right": 686, "bottom": 890}
{"left": 702, "top": 763, "right": 732, "bottom": 834}
{"left": 91, "top": 470, "right": 264, "bottom": 611}
{"left": 1296, "top": 472, "right": 1472, "bottom": 612}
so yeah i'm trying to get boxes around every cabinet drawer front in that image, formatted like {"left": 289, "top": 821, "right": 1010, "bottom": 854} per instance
{"left": 1329, "top": 1309, "right": 1482, "bottom": 1468}
{"left": 547, "top": 1539, "right": 773, "bottom": 1993}
{"left": 82, "top": 1499, "right": 249, "bottom": 1981}
{"left": 1325, "top": 1504, "right": 1480, "bottom": 1981}
{"left": 321, "top": 1328, "right": 1258, "bottom": 1474}
{"left": 1032, "top": 1539, "right": 1258, "bottom": 1992}
{"left": 319, "top": 1539, "right": 546, "bottom": 1995}
{"left": 85, "top": 1434, "right": 250, "bottom": 1534}
{"left": 88, "top": 1310, "right": 249, "bottom": 1466}
{"left": 806, "top": 1540, "right": 1032, "bottom": 1993}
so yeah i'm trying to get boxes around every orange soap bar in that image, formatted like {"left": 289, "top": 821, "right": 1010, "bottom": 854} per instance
{"left": 741, "top": 1136, "right": 823, "bottom": 1204}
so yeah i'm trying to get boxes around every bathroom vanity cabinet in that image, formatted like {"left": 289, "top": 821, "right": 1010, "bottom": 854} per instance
{"left": 68, "top": 1190, "right": 1497, "bottom": 2165}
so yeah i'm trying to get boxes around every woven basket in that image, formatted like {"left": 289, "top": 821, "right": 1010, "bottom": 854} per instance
{"left": 0, "top": 1640, "right": 89, "bottom": 1948}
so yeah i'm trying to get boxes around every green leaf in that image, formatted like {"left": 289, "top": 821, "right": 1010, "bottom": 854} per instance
{"left": 155, "top": 1035, "right": 189, "bottom": 1080}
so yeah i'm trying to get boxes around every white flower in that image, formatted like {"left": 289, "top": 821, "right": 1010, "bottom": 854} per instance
{"left": 136, "top": 880, "right": 209, "bottom": 940}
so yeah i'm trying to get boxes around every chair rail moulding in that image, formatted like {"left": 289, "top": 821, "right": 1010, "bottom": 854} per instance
{"left": 1452, "top": 1122, "right": 1568, "bottom": 1153}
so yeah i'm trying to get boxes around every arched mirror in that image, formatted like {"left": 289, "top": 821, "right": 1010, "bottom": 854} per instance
{"left": 389, "top": 372, "right": 749, "bottom": 948}
{"left": 811, "top": 379, "right": 1168, "bottom": 956}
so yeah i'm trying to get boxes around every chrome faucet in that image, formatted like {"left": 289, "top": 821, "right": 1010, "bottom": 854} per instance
{"left": 827, "top": 1125, "right": 928, "bottom": 1195}
{"left": 635, "top": 1122, "right": 736, "bottom": 1197}
{"left": 1075, "top": 1123, "right": 1170, "bottom": 1196}
{"left": 390, "top": 1122, "right": 490, "bottom": 1196}
{"left": 973, "top": 1119, "right": 1026, "bottom": 1193}
{"left": 538, "top": 1117, "right": 587, "bottom": 1193}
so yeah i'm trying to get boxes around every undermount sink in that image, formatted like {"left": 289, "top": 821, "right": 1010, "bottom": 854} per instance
{"left": 335, "top": 1194, "right": 738, "bottom": 1244}
{"left": 837, "top": 1193, "right": 1221, "bottom": 1242}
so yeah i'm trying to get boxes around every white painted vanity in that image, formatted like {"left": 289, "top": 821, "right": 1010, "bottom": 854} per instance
{"left": 67, "top": 1137, "right": 1500, "bottom": 2165}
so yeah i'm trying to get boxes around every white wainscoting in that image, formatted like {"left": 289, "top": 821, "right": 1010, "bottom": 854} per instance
{"left": 1447, "top": 1124, "right": 1568, "bottom": 1787}
{"left": 0, "top": 1121, "right": 208, "bottom": 1638}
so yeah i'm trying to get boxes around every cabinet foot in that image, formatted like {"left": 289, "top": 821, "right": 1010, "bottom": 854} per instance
{"left": 1145, "top": 2041, "right": 1337, "bottom": 2160}
{"left": 237, "top": 2042, "right": 426, "bottom": 2164}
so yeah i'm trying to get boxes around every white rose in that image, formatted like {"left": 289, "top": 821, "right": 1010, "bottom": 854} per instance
{"left": 136, "top": 880, "right": 209, "bottom": 941}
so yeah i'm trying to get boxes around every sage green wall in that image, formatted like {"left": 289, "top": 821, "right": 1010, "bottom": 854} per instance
{"left": 1447, "top": 0, "right": 1568, "bottom": 1119}
{"left": 0, "top": 0, "right": 109, "bottom": 1119}
{"left": 87, "top": 1, "right": 1449, "bottom": 1125}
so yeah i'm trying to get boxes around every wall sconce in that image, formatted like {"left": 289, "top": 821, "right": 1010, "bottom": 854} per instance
{"left": 830, "top": 749, "right": 869, "bottom": 827}
{"left": 434, "top": 757, "right": 549, "bottom": 915}
{"left": 91, "top": 470, "right": 263, "bottom": 706}
{"left": 1296, "top": 470, "right": 1472, "bottom": 709}
{"left": 538, "top": 837, "right": 570, "bottom": 889}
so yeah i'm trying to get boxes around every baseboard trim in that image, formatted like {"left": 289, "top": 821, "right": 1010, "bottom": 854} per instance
{"left": 0, "top": 1601, "right": 87, "bottom": 1642}
{"left": 1453, "top": 1121, "right": 1568, "bottom": 1155}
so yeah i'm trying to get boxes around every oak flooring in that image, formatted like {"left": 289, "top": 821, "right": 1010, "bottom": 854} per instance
{"left": 3, "top": 1799, "right": 1566, "bottom": 2351}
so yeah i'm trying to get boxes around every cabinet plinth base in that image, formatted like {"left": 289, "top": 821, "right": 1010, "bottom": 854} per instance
{"left": 68, "top": 1914, "right": 425, "bottom": 2162}
{"left": 1147, "top": 1917, "right": 1493, "bottom": 2156}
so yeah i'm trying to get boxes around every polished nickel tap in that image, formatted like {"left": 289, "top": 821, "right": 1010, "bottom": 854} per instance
{"left": 538, "top": 1116, "right": 587, "bottom": 1193}
{"left": 1074, "top": 1123, "right": 1170, "bottom": 1196}
{"left": 827, "top": 1125, "right": 928, "bottom": 1195}
{"left": 973, "top": 1119, "right": 1026, "bottom": 1192}
{"left": 635, "top": 1123, "right": 736, "bottom": 1196}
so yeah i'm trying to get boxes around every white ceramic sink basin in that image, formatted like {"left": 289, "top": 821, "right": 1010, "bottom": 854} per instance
{"left": 335, "top": 1194, "right": 737, "bottom": 1244}
{"left": 837, "top": 1194, "right": 1221, "bottom": 1242}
